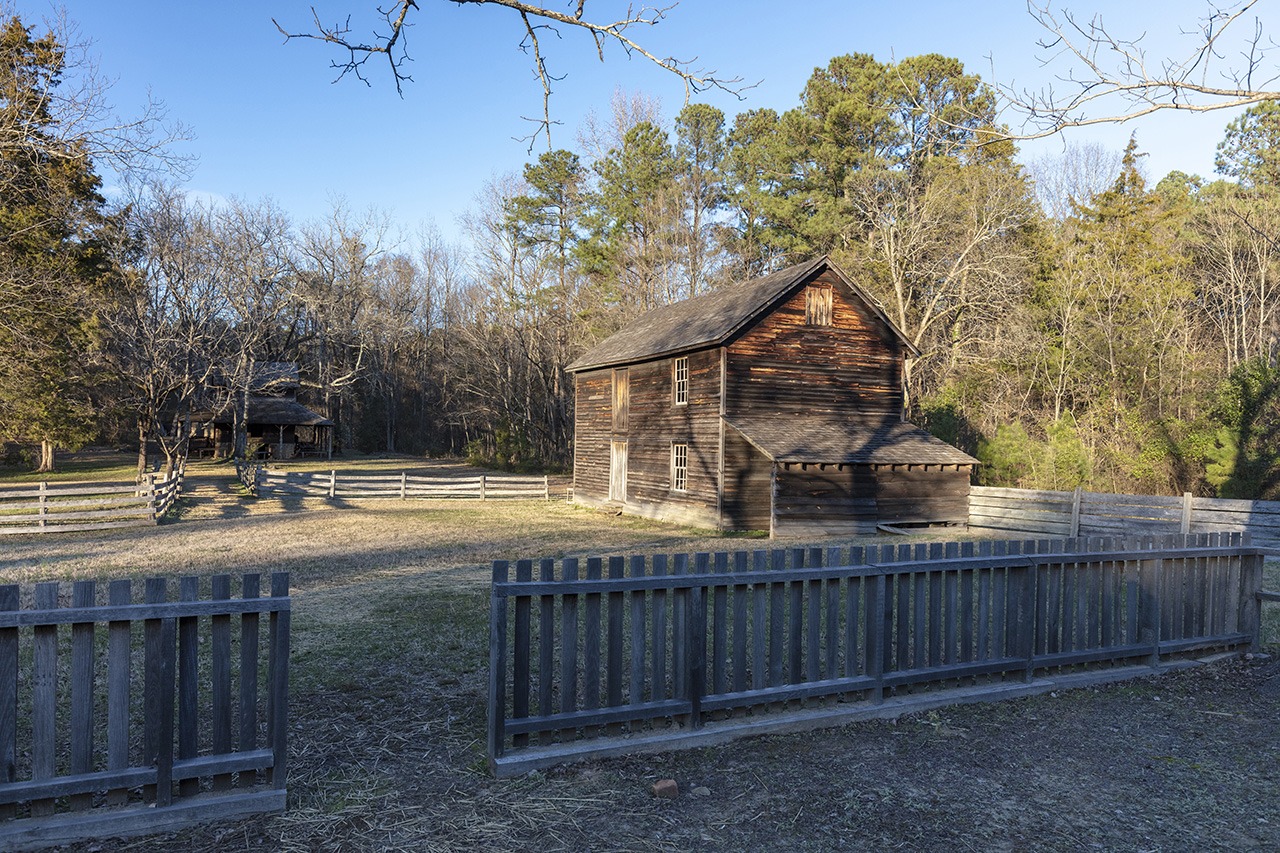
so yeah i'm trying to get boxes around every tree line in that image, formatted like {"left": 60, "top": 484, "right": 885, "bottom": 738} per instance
{"left": 2, "top": 10, "right": 1278, "bottom": 500}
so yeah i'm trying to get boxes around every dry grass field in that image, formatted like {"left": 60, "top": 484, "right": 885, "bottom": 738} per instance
{"left": 2, "top": 452, "right": 1279, "bottom": 852}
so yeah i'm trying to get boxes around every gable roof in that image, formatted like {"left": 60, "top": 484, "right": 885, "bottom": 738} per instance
{"left": 567, "top": 256, "right": 918, "bottom": 373}
{"left": 725, "top": 414, "right": 979, "bottom": 466}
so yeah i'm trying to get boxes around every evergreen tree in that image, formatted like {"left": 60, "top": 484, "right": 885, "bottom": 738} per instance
{"left": 1214, "top": 102, "right": 1280, "bottom": 188}
{"left": 0, "top": 15, "right": 111, "bottom": 471}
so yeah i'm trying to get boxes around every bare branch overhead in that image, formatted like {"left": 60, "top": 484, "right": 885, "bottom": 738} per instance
{"left": 274, "top": 1, "right": 746, "bottom": 149}
{"left": 991, "top": 0, "right": 1279, "bottom": 142}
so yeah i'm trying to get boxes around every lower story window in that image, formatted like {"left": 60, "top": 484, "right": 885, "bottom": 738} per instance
{"left": 672, "top": 443, "right": 688, "bottom": 492}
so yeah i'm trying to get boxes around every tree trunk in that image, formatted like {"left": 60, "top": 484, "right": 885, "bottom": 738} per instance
{"left": 136, "top": 414, "right": 151, "bottom": 483}
{"left": 36, "top": 440, "right": 56, "bottom": 473}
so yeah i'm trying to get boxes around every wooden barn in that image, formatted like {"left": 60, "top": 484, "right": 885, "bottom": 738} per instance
{"left": 566, "top": 256, "right": 978, "bottom": 537}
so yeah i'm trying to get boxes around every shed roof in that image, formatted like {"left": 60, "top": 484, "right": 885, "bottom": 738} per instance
{"left": 567, "top": 256, "right": 917, "bottom": 372}
{"left": 195, "top": 397, "right": 333, "bottom": 427}
{"left": 725, "top": 414, "right": 978, "bottom": 466}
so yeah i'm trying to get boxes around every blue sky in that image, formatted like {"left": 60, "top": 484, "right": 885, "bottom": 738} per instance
{"left": 37, "top": 1, "right": 1260, "bottom": 243}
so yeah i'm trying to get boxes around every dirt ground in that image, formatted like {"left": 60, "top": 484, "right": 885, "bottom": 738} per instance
{"left": 4, "top": 456, "right": 1279, "bottom": 852}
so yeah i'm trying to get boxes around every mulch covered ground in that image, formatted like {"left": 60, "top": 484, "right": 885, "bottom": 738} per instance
{"left": 76, "top": 652, "right": 1280, "bottom": 852}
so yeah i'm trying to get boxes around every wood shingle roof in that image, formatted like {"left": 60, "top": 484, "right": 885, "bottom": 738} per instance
{"left": 725, "top": 414, "right": 979, "bottom": 466}
{"left": 567, "top": 256, "right": 917, "bottom": 372}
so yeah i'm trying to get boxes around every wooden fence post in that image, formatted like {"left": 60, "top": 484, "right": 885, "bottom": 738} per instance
{"left": 178, "top": 577, "right": 200, "bottom": 798}
{"left": 239, "top": 574, "right": 261, "bottom": 789}
{"left": 687, "top": 583, "right": 706, "bottom": 729}
{"left": 31, "top": 583, "right": 58, "bottom": 817}
{"left": 106, "top": 579, "right": 131, "bottom": 806}
{"left": 1141, "top": 542, "right": 1162, "bottom": 669}
{"left": 487, "top": 561, "right": 509, "bottom": 769}
{"left": 480, "top": 474, "right": 487, "bottom": 502}
{"left": 1070, "top": 487, "right": 1082, "bottom": 538}
{"left": 544, "top": 475, "right": 549, "bottom": 501}
{"left": 268, "top": 572, "right": 290, "bottom": 790}
{"left": 1180, "top": 492, "right": 1193, "bottom": 535}
{"left": 1240, "top": 550, "right": 1264, "bottom": 654}
{"left": 1021, "top": 560, "right": 1037, "bottom": 682}
{"left": 38, "top": 481, "right": 47, "bottom": 528}
{"left": 69, "top": 581, "right": 95, "bottom": 812}
{"left": 0, "top": 584, "right": 17, "bottom": 821}
{"left": 329, "top": 470, "right": 336, "bottom": 499}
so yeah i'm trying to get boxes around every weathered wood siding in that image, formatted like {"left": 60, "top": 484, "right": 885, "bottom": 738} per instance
{"left": 720, "top": 429, "right": 772, "bottom": 531}
{"left": 724, "top": 270, "right": 905, "bottom": 419}
{"left": 874, "top": 464, "right": 972, "bottom": 525}
{"left": 772, "top": 463, "right": 879, "bottom": 537}
{"left": 768, "top": 463, "right": 972, "bottom": 536}
{"left": 572, "top": 369, "right": 614, "bottom": 503}
{"left": 574, "top": 352, "right": 720, "bottom": 527}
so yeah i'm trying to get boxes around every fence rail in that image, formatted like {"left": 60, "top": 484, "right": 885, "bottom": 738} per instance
{"left": 487, "top": 534, "right": 1264, "bottom": 776}
{"left": 0, "top": 472, "right": 184, "bottom": 536}
{"left": 0, "top": 572, "right": 290, "bottom": 851}
{"left": 236, "top": 463, "right": 549, "bottom": 501}
{"left": 970, "top": 485, "right": 1280, "bottom": 544}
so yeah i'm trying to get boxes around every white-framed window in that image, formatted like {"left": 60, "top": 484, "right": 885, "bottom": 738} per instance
{"left": 671, "top": 442, "right": 688, "bottom": 492}
{"left": 673, "top": 356, "right": 689, "bottom": 406}
{"left": 805, "top": 285, "right": 834, "bottom": 325}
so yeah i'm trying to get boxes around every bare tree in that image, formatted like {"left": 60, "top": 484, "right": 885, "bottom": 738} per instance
{"left": 996, "top": 1, "right": 1277, "bottom": 142}
{"left": 1026, "top": 140, "right": 1124, "bottom": 221}
{"left": 1190, "top": 186, "right": 1280, "bottom": 370}
{"left": 0, "top": 4, "right": 190, "bottom": 183}
{"left": 575, "top": 86, "right": 665, "bottom": 164}
{"left": 274, "top": 1, "right": 742, "bottom": 148}
{"left": 105, "top": 183, "right": 231, "bottom": 479}
{"left": 844, "top": 156, "right": 1037, "bottom": 408}
{"left": 293, "top": 202, "right": 395, "bottom": 450}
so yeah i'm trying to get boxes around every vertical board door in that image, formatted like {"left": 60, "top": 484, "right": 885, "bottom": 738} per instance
{"left": 610, "top": 441, "right": 628, "bottom": 502}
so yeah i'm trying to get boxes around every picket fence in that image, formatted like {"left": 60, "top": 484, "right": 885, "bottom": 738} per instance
{"left": 487, "top": 534, "right": 1266, "bottom": 776}
{"left": 236, "top": 462, "right": 549, "bottom": 501}
{"left": 0, "top": 472, "right": 184, "bottom": 536}
{"left": 969, "top": 485, "right": 1280, "bottom": 545}
{"left": 0, "top": 572, "right": 291, "bottom": 851}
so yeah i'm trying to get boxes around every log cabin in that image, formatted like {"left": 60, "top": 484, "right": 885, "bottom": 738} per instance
{"left": 566, "top": 256, "right": 978, "bottom": 537}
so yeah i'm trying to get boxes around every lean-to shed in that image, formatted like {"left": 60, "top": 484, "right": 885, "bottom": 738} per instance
{"left": 566, "top": 256, "right": 978, "bottom": 537}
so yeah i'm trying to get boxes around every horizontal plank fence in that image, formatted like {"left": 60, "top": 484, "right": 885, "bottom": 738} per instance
{"left": 0, "top": 572, "right": 290, "bottom": 851}
{"left": 970, "top": 485, "right": 1280, "bottom": 545}
{"left": 487, "top": 534, "right": 1265, "bottom": 776}
{"left": 0, "top": 471, "right": 184, "bottom": 536}
{"left": 237, "top": 463, "right": 549, "bottom": 501}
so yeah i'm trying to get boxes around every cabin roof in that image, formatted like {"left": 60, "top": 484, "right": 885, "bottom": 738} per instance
{"left": 194, "top": 397, "right": 333, "bottom": 427}
{"left": 567, "top": 256, "right": 918, "bottom": 372}
{"left": 725, "top": 414, "right": 979, "bottom": 466}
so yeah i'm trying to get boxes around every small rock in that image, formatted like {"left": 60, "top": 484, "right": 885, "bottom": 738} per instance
{"left": 652, "top": 779, "right": 679, "bottom": 799}
{"left": 692, "top": 786, "right": 711, "bottom": 797}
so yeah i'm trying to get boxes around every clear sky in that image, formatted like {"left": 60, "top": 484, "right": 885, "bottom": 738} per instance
{"left": 35, "top": 0, "right": 1261, "bottom": 244}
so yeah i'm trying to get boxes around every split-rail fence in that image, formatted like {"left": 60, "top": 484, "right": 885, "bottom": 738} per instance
{"left": 236, "top": 463, "right": 549, "bottom": 501}
{"left": 0, "top": 471, "right": 184, "bottom": 536}
{"left": 969, "top": 485, "right": 1280, "bottom": 545}
{"left": 0, "top": 572, "right": 291, "bottom": 851}
{"left": 487, "top": 534, "right": 1268, "bottom": 776}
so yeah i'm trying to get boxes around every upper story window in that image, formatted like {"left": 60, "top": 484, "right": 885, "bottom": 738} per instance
{"left": 806, "top": 285, "right": 834, "bottom": 325}
{"left": 673, "top": 356, "right": 689, "bottom": 406}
